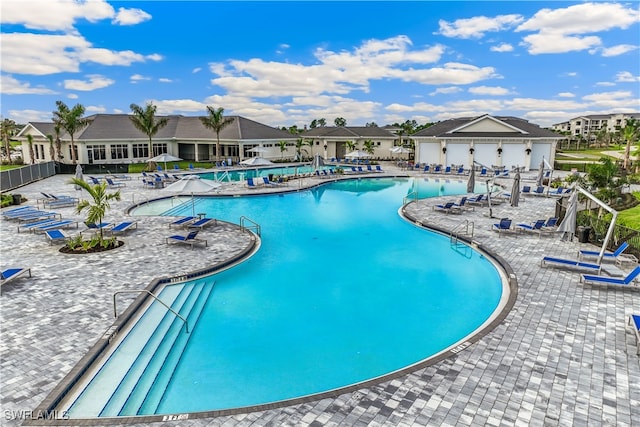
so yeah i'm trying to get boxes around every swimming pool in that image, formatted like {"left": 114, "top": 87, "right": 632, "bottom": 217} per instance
{"left": 61, "top": 177, "right": 508, "bottom": 418}
{"left": 200, "top": 164, "right": 334, "bottom": 181}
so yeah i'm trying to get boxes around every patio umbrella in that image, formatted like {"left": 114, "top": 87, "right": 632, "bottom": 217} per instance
{"left": 467, "top": 164, "right": 475, "bottom": 193}
{"left": 344, "top": 150, "right": 371, "bottom": 159}
{"left": 311, "top": 154, "right": 325, "bottom": 170}
{"left": 239, "top": 156, "right": 273, "bottom": 166}
{"left": 557, "top": 189, "right": 578, "bottom": 241}
{"left": 510, "top": 169, "right": 521, "bottom": 207}
{"left": 148, "top": 153, "right": 182, "bottom": 171}
{"left": 162, "top": 175, "right": 221, "bottom": 193}
{"left": 535, "top": 157, "right": 545, "bottom": 187}
{"left": 74, "top": 163, "right": 83, "bottom": 190}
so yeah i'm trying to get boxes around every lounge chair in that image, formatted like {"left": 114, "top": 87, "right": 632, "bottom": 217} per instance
{"left": 422, "top": 165, "right": 430, "bottom": 173}
{"left": 580, "top": 265, "right": 640, "bottom": 289}
{"left": 443, "top": 166, "right": 452, "bottom": 174}
{"left": 375, "top": 165, "right": 383, "bottom": 172}
{"left": 492, "top": 218, "right": 513, "bottom": 236}
{"left": 531, "top": 186, "right": 545, "bottom": 196}
{"left": 541, "top": 256, "right": 601, "bottom": 272}
{"left": 521, "top": 185, "right": 531, "bottom": 195}
{"left": 578, "top": 241, "right": 634, "bottom": 264}
{"left": 44, "top": 229, "right": 71, "bottom": 245}
{"left": 105, "top": 178, "right": 126, "bottom": 188}
{"left": 433, "top": 201, "right": 461, "bottom": 214}
{"left": 17, "top": 219, "right": 60, "bottom": 233}
{"left": 455, "top": 167, "right": 466, "bottom": 175}
{"left": 479, "top": 168, "right": 488, "bottom": 177}
{"left": 433, "top": 165, "right": 442, "bottom": 174}
{"left": 13, "top": 211, "right": 61, "bottom": 223}
{"left": 262, "top": 177, "right": 280, "bottom": 186}
{"left": 166, "top": 230, "right": 208, "bottom": 249}
{"left": 541, "top": 217, "right": 559, "bottom": 233}
{"left": 109, "top": 221, "right": 138, "bottom": 235}
{"left": 0, "top": 267, "right": 31, "bottom": 287}
{"left": 516, "top": 219, "right": 546, "bottom": 236}
{"left": 32, "top": 220, "right": 78, "bottom": 233}
{"left": 187, "top": 217, "right": 216, "bottom": 229}
{"left": 467, "top": 194, "right": 486, "bottom": 206}
{"left": 454, "top": 196, "right": 474, "bottom": 212}
{"left": 628, "top": 314, "right": 640, "bottom": 355}
{"left": 85, "top": 222, "right": 113, "bottom": 230}
{"left": 168, "top": 216, "right": 197, "bottom": 228}
{"left": 246, "top": 177, "right": 261, "bottom": 189}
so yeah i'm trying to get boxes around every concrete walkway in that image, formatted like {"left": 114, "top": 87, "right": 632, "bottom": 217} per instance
{"left": 1, "top": 163, "right": 638, "bottom": 427}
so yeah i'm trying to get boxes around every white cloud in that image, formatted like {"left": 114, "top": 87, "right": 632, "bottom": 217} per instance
{"left": 595, "top": 81, "right": 615, "bottom": 87}
{"left": 0, "top": 0, "right": 115, "bottom": 31}
{"left": 159, "top": 78, "right": 172, "bottom": 83}
{"left": 490, "top": 43, "right": 514, "bottom": 53}
{"left": 506, "top": 98, "right": 584, "bottom": 111}
{"left": 615, "top": 71, "right": 640, "bottom": 83}
{"left": 556, "top": 92, "right": 575, "bottom": 98}
{"left": 437, "top": 14, "right": 524, "bottom": 39}
{"left": 130, "top": 74, "right": 151, "bottom": 83}
{"left": 582, "top": 90, "right": 637, "bottom": 108}
{"left": 1, "top": 33, "right": 162, "bottom": 75}
{"left": 516, "top": 3, "right": 640, "bottom": 55}
{"left": 598, "top": 44, "right": 639, "bottom": 57}
{"left": 151, "top": 99, "right": 208, "bottom": 114}
{"left": 113, "top": 7, "right": 151, "bottom": 25}
{"left": 0, "top": 74, "right": 56, "bottom": 95}
{"left": 63, "top": 74, "right": 114, "bottom": 91}
{"left": 85, "top": 105, "right": 107, "bottom": 113}
{"left": 67, "top": 93, "right": 78, "bottom": 99}
{"left": 429, "top": 87, "right": 462, "bottom": 96}
{"left": 192, "top": 67, "right": 202, "bottom": 74}
{"left": 7, "top": 109, "right": 52, "bottom": 123}
{"left": 468, "top": 86, "right": 511, "bottom": 96}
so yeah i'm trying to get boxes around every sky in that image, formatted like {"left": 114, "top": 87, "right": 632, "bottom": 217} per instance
{"left": 1, "top": 1, "right": 639, "bottom": 129}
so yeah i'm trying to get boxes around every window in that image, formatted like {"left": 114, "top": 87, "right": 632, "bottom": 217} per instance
{"left": 132, "top": 144, "right": 148, "bottom": 159}
{"left": 111, "top": 144, "right": 129, "bottom": 160}
{"left": 87, "top": 145, "right": 106, "bottom": 161}
{"left": 152, "top": 143, "right": 168, "bottom": 157}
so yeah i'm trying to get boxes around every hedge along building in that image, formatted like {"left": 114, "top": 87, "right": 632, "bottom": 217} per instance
{"left": 15, "top": 114, "right": 297, "bottom": 169}
{"left": 412, "top": 115, "right": 563, "bottom": 171}
{"left": 299, "top": 126, "right": 399, "bottom": 160}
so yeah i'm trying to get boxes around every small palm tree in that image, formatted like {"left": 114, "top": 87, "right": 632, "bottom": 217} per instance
{"left": 278, "top": 140, "right": 288, "bottom": 160}
{"left": 129, "top": 102, "right": 169, "bottom": 166}
{"left": 46, "top": 134, "right": 56, "bottom": 160}
{"left": 200, "top": 106, "right": 234, "bottom": 163}
{"left": 346, "top": 140, "right": 357, "bottom": 152}
{"left": 1, "top": 118, "right": 17, "bottom": 161}
{"left": 70, "top": 178, "right": 121, "bottom": 244}
{"left": 26, "top": 134, "right": 35, "bottom": 164}
{"left": 294, "top": 138, "right": 308, "bottom": 161}
{"left": 52, "top": 100, "right": 89, "bottom": 164}
{"left": 622, "top": 118, "right": 639, "bottom": 170}
{"left": 362, "top": 139, "right": 375, "bottom": 156}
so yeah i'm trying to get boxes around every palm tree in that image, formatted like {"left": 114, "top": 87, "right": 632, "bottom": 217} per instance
{"left": 1, "top": 118, "right": 17, "bottom": 162}
{"left": 345, "top": 140, "right": 357, "bottom": 152}
{"left": 200, "top": 106, "right": 234, "bottom": 163}
{"left": 53, "top": 123, "right": 63, "bottom": 161}
{"left": 362, "top": 139, "right": 375, "bottom": 156}
{"left": 26, "top": 134, "right": 35, "bottom": 164}
{"left": 46, "top": 134, "right": 55, "bottom": 160}
{"left": 278, "top": 140, "right": 288, "bottom": 160}
{"left": 129, "top": 102, "right": 169, "bottom": 163}
{"left": 622, "top": 118, "right": 639, "bottom": 170}
{"left": 52, "top": 100, "right": 88, "bottom": 164}
{"left": 334, "top": 117, "right": 347, "bottom": 127}
{"left": 70, "top": 178, "right": 121, "bottom": 244}
{"left": 294, "top": 138, "right": 308, "bottom": 161}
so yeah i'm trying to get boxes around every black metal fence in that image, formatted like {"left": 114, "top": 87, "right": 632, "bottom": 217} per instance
{"left": 576, "top": 211, "right": 640, "bottom": 260}
{"left": 0, "top": 162, "right": 57, "bottom": 192}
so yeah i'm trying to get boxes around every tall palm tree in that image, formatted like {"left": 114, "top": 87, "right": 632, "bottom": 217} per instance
{"left": 53, "top": 123, "right": 63, "bottom": 161}
{"left": 70, "top": 178, "right": 121, "bottom": 244}
{"left": 622, "top": 118, "right": 639, "bottom": 170}
{"left": 52, "top": 100, "right": 88, "bottom": 164}
{"left": 200, "top": 106, "right": 234, "bottom": 163}
{"left": 1, "top": 118, "right": 17, "bottom": 161}
{"left": 129, "top": 102, "right": 169, "bottom": 161}
{"left": 46, "top": 134, "right": 55, "bottom": 160}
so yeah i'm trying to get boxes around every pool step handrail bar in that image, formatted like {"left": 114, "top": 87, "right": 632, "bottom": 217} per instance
{"left": 240, "top": 216, "right": 261, "bottom": 237}
{"left": 450, "top": 219, "right": 474, "bottom": 246}
{"left": 215, "top": 170, "right": 231, "bottom": 182}
{"left": 403, "top": 190, "right": 419, "bottom": 205}
{"left": 113, "top": 290, "right": 189, "bottom": 334}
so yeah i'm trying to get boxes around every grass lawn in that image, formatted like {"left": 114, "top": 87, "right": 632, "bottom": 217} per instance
{"left": 617, "top": 192, "right": 640, "bottom": 230}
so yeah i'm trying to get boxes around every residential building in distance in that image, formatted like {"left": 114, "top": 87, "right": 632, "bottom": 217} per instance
{"left": 551, "top": 113, "right": 640, "bottom": 138}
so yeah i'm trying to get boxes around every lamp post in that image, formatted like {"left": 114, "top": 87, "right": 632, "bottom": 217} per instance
{"left": 323, "top": 142, "right": 328, "bottom": 160}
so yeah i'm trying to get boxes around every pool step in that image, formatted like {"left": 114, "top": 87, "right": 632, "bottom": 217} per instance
{"left": 122, "top": 281, "right": 215, "bottom": 415}
{"left": 98, "top": 282, "right": 203, "bottom": 417}
{"left": 67, "top": 284, "right": 189, "bottom": 417}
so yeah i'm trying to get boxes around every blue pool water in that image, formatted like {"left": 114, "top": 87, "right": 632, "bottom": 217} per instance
{"left": 67, "top": 177, "right": 504, "bottom": 417}
{"left": 200, "top": 164, "right": 334, "bottom": 181}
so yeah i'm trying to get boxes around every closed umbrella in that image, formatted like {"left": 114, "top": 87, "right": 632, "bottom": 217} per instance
{"left": 311, "top": 154, "right": 325, "bottom": 170}
{"left": 467, "top": 165, "right": 475, "bottom": 193}
{"left": 535, "top": 157, "right": 545, "bottom": 187}
{"left": 148, "top": 153, "right": 182, "bottom": 171}
{"left": 557, "top": 190, "right": 578, "bottom": 241}
{"left": 74, "top": 164, "right": 83, "bottom": 190}
{"left": 510, "top": 170, "right": 521, "bottom": 207}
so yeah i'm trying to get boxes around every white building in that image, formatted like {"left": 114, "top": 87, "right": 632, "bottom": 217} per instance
{"left": 551, "top": 113, "right": 640, "bottom": 138}
{"left": 412, "top": 114, "right": 562, "bottom": 171}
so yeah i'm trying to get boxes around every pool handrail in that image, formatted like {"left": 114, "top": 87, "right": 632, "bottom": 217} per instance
{"left": 113, "top": 290, "right": 189, "bottom": 334}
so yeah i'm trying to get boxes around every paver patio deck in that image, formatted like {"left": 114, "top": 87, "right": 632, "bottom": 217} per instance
{"left": 1, "top": 163, "right": 638, "bottom": 426}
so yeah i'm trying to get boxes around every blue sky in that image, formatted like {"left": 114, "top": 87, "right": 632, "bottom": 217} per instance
{"left": 1, "top": 1, "right": 639, "bottom": 128}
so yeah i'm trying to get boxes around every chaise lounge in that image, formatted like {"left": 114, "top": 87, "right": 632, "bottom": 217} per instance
{"left": 580, "top": 265, "right": 640, "bottom": 289}
{"left": 0, "top": 267, "right": 31, "bottom": 287}
{"left": 166, "top": 230, "right": 208, "bottom": 249}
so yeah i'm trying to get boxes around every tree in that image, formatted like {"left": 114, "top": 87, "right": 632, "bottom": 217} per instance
{"left": 46, "top": 134, "right": 55, "bottom": 160}
{"left": 129, "top": 102, "right": 169, "bottom": 163}
{"left": 70, "top": 178, "right": 121, "bottom": 244}
{"left": 200, "top": 106, "right": 234, "bottom": 163}
{"left": 334, "top": 117, "right": 347, "bottom": 127}
{"left": 53, "top": 124, "right": 63, "bottom": 161}
{"left": 278, "top": 140, "right": 288, "bottom": 160}
{"left": 622, "top": 118, "right": 639, "bottom": 170}
{"left": 294, "top": 138, "right": 308, "bottom": 161}
{"left": 52, "top": 100, "right": 88, "bottom": 164}
{"left": 26, "top": 134, "right": 35, "bottom": 164}
{"left": 346, "top": 140, "right": 357, "bottom": 152}
{"left": 365, "top": 122, "right": 378, "bottom": 127}
{"left": 362, "top": 139, "right": 375, "bottom": 156}
{"left": 1, "top": 118, "right": 17, "bottom": 161}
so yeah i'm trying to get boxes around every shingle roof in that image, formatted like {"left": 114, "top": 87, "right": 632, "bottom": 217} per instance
{"left": 413, "top": 115, "right": 561, "bottom": 138}
{"left": 300, "top": 126, "right": 396, "bottom": 138}
{"left": 23, "top": 114, "right": 295, "bottom": 142}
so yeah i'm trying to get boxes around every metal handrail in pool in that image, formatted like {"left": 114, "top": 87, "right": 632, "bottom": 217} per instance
{"left": 113, "top": 290, "right": 189, "bottom": 334}
{"left": 240, "top": 216, "right": 261, "bottom": 237}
